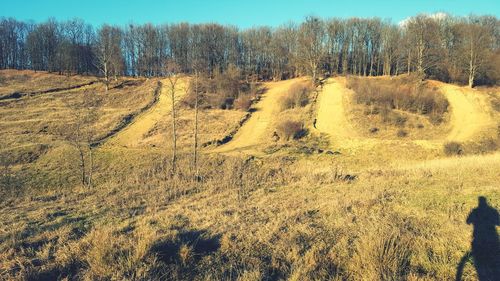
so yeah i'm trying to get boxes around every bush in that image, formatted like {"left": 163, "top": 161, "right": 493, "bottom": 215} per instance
{"left": 392, "top": 114, "right": 407, "bottom": 127}
{"left": 183, "top": 66, "right": 255, "bottom": 110}
{"left": 279, "top": 83, "right": 313, "bottom": 111}
{"left": 347, "top": 77, "right": 448, "bottom": 123}
{"left": 472, "top": 138, "right": 498, "bottom": 154}
{"left": 276, "top": 120, "right": 306, "bottom": 141}
{"left": 397, "top": 129, "right": 408, "bottom": 138}
{"left": 234, "top": 94, "right": 253, "bottom": 111}
{"left": 444, "top": 141, "right": 463, "bottom": 156}
{"left": 490, "top": 93, "right": 500, "bottom": 112}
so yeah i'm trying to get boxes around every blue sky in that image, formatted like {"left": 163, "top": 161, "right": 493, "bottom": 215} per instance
{"left": 1, "top": 0, "right": 499, "bottom": 28}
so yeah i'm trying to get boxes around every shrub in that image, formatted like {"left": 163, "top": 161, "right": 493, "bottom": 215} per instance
{"left": 276, "top": 120, "right": 306, "bottom": 141}
{"left": 472, "top": 138, "right": 498, "bottom": 154}
{"left": 183, "top": 67, "right": 255, "bottom": 110}
{"left": 279, "top": 83, "right": 313, "bottom": 111}
{"left": 234, "top": 94, "right": 253, "bottom": 111}
{"left": 490, "top": 93, "right": 500, "bottom": 112}
{"left": 397, "top": 129, "right": 408, "bottom": 138}
{"left": 444, "top": 141, "right": 463, "bottom": 156}
{"left": 392, "top": 114, "right": 407, "bottom": 127}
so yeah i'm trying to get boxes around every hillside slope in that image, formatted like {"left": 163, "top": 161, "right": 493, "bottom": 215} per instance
{"left": 103, "top": 78, "right": 188, "bottom": 148}
{"left": 212, "top": 78, "right": 307, "bottom": 154}
{"left": 315, "top": 77, "right": 499, "bottom": 153}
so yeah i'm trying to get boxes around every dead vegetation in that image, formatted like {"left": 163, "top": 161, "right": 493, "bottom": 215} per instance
{"left": 1, "top": 150, "right": 498, "bottom": 280}
{"left": 344, "top": 76, "right": 452, "bottom": 140}
{"left": 347, "top": 75, "right": 449, "bottom": 124}
{"left": 276, "top": 120, "right": 306, "bottom": 141}
{"left": 278, "top": 82, "right": 314, "bottom": 111}
{"left": 0, "top": 70, "right": 499, "bottom": 280}
{"left": 182, "top": 65, "right": 260, "bottom": 111}
{"left": 0, "top": 70, "right": 96, "bottom": 99}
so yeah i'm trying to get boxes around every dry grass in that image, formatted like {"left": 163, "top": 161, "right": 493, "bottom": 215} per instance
{"left": 344, "top": 76, "right": 451, "bottom": 141}
{"left": 347, "top": 76, "right": 448, "bottom": 118}
{"left": 0, "top": 70, "right": 96, "bottom": 99}
{"left": 1, "top": 151, "right": 498, "bottom": 280}
{"left": 0, "top": 71, "right": 499, "bottom": 280}
{"left": 0, "top": 76, "right": 154, "bottom": 150}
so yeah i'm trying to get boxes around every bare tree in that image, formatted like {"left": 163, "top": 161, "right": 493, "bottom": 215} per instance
{"left": 405, "top": 15, "right": 442, "bottom": 77}
{"left": 96, "top": 25, "right": 122, "bottom": 91}
{"left": 297, "top": 16, "right": 326, "bottom": 83}
{"left": 381, "top": 23, "right": 401, "bottom": 76}
{"left": 193, "top": 70, "right": 200, "bottom": 182}
{"left": 165, "top": 61, "right": 181, "bottom": 176}
{"left": 457, "top": 18, "right": 494, "bottom": 87}
{"left": 62, "top": 93, "right": 100, "bottom": 187}
{"left": 3, "top": 15, "right": 500, "bottom": 86}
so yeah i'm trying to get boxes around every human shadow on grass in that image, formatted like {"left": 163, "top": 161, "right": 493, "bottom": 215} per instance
{"left": 456, "top": 196, "right": 500, "bottom": 281}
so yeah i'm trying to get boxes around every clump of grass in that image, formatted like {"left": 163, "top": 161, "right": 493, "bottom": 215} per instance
{"left": 469, "top": 138, "right": 499, "bottom": 154}
{"left": 352, "top": 230, "right": 413, "bottom": 280}
{"left": 489, "top": 92, "right": 500, "bottom": 112}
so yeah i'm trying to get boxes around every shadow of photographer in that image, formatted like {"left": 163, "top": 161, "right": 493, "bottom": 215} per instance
{"left": 456, "top": 196, "right": 500, "bottom": 281}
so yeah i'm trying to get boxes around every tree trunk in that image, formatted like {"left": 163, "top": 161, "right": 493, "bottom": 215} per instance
{"left": 468, "top": 69, "right": 475, "bottom": 88}
{"left": 170, "top": 81, "right": 177, "bottom": 177}
{"left": 88, "top": 145, "right": 93, "bottom": 188}
{"left": 193, "top": 73, "right": 199, "bottom": 183}
{"left": 104, "top": 61, "right": 109, "bottom": 92}
{"left": 468, "top": 45, "right": 475, "bottom": 88}
{"left": 78, "top": 145, "right": 86, "bottom": 187}
{"left": 407, "top": 49, "right": 411, "bottom": 75}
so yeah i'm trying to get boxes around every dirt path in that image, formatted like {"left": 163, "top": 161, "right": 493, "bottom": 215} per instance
{"left": 0, "top": 81, "right": 99, "bottom": 102}
{"left": 102, "top": 78, "right": 188, "bottom": 148}
{"left": 211, "top": 78, "right": 305, "bottom": 154}
{"left": 315, "top": 78, "right": 357, "bottom": 141}
{"left": 440, "top": 84, "right": 496, "bottom": 142}
{"left": 314, "top": 77, "right": 378, "bottom": 151}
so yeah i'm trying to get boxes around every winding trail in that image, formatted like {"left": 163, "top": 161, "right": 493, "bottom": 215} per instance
{"left": 211, "top": 78, "right": 307, "bottom": 154}
{"left": 102, "top": 77, "right": 188, "bottom": 148}
{"left": 439, "top": 83, "right": 496, "bottom": 142}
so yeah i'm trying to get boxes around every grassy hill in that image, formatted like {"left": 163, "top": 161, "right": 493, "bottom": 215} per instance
{"left": 0, "top": 70, "right": 499, "bottom": 280}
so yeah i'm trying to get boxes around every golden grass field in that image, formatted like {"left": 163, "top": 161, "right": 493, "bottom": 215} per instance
{"left": 0, "top": 70, "right": 499, "bottom": 280}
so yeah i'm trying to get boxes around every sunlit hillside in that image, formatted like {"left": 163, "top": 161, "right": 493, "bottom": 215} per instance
{"left": 1, "top": 6, "right": 499, "bottom": 281}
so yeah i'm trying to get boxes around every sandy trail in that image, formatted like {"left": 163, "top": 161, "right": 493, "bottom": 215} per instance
{"left": 212, "top": 78, "right": 306, "bottom": 154}
{"left": 440, "top": 84, "right": 496, "bottom": 142}
{"left": 315, "top": 77, "right": 376, "bottom": 150}
{"left": 315, "top": 78, "right": 357, "bottom": 141}
{"left": 103, "top": 78, "right": 188, "bottom": 148}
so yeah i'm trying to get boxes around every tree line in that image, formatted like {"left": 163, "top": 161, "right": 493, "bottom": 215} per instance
{"left": 0, "top": 14, "right": 499, "bottom": 87}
